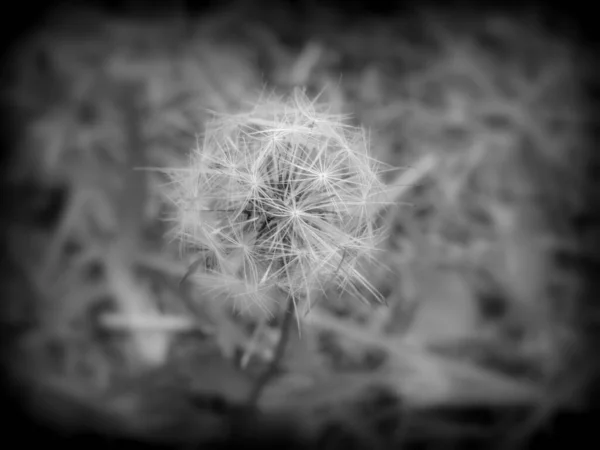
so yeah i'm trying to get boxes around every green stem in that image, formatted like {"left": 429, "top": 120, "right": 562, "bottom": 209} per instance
{"left": 247, "top": 293, "right": 296, "bottom": 408}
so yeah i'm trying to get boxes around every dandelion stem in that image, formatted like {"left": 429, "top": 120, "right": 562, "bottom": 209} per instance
{"left": 247, "top": 293, "right": 296, "bottom": 408}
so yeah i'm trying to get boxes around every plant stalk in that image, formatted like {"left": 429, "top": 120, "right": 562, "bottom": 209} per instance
{"left": 246, "top": 293, "right": 296, "bottom": 408}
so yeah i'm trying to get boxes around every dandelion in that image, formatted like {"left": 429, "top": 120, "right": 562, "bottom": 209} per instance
{"left": 162, "top": 87, "right": 399, "bottom": 407}
{"left": 165, "top": 88, "right": 394, "bottom": 319}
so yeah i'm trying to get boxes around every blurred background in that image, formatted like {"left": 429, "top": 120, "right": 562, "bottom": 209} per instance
{"left": 0, "top": 0, "right": 597, "bottom": 448}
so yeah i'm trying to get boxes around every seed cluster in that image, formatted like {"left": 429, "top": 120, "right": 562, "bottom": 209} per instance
{"left": 166, "top": 89, "right": 392, "bottom": 315}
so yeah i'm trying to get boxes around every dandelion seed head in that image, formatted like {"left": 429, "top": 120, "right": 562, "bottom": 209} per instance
{"left": 166, "top": 88, "right": 395, "bottom": 316}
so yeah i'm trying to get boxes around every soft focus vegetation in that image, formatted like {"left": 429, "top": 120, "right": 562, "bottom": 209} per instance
{"left": 1, "top": 2, "right": 593, "bottom": 447}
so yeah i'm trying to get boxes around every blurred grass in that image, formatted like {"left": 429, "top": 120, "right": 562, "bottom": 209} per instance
{"left": 1, "top": 2, "right": 593, "bottom": 446}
